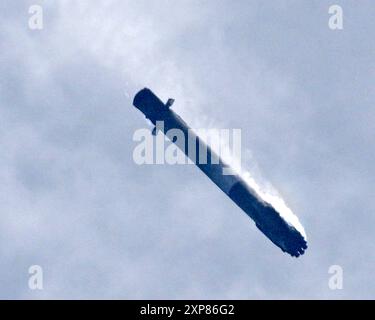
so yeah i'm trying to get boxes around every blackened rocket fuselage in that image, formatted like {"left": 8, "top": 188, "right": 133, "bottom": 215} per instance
{"left": 133, "top": 88, "right": 307, "bottom": 257}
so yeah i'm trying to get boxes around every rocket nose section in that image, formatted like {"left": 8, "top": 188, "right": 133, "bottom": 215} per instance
{"left": 133, "top": 88, "right": 149, "bottom": 106}
{"left": 133, "top": 88, "right": 169, "bottom": 122}
{"left": 133, "top": 88, "right": 152, "bottom": 112}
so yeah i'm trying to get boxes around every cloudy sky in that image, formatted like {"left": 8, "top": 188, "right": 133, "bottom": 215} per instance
{"left": 0, "top": 0, "right": 374, "bottom": 299}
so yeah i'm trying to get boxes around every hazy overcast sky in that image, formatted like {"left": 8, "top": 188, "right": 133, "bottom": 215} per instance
{"left": 0, "top": 1, "right": 374, "bottom": 299}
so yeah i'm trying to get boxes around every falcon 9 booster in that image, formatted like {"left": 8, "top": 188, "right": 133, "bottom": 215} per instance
{"left": 133, "top": 88, "right": 307, "bottom": 257}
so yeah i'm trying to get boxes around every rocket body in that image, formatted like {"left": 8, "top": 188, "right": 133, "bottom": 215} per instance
{"left": 133, "top": 88, "right": 307, "bottom": 257}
